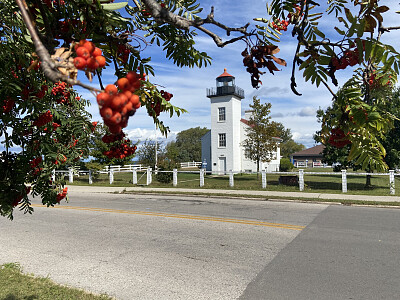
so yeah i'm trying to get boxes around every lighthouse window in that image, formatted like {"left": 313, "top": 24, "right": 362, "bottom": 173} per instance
{"left": 218, "top": 107, "right": 226, "bottom": 122}
{"left": 219, "top": 133, "right": 226, "bottom": 147}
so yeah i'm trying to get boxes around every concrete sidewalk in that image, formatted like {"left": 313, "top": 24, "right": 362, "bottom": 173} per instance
{"left": 65, "top": 185, "right": 400, "bottom": 203}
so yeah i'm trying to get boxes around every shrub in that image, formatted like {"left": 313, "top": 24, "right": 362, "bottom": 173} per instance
{"left": 85, "top": 162, "right": 104, "bottom": 180}
{"left": 280, "top": 158, "right": 294, "bottom": 172}
{"left": 156, "top": 160, "right": 178, "bottom": 184}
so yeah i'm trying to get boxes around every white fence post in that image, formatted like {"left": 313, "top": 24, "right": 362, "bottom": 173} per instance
{"left": 341, "top": 170, "right": 347, "bottom": 193}
{"left": 389, "top": 170, "right": 395, "bottom": 195}
{"left": 51, "top": 169, "right": 56, "bottom": 182}
{"left": 229, "top": 170, "right": 234, "bottom": 187}
{"left": 200, "top": 169, "right": 204, "bottom": 187}
{"left": 89, "top": 170, "right": 93, "bottom": 185}
{"left": 146, "top": 167, "right": 152, "bottom": 185}
{"left": 173, "top": 169, "right": 178, "bottom": 186}
{"left": 109, "top": 169, "right": 114, "bottom": 184}
{"left": 68, "top": 168, "right": 73, "bottom": 183}
{"left": 132, "top": 169, "right": 137, "bottom": 185}
{"left": 262, "top": 170, "right": 267, "bottom": 189}
{"left": 299, "top": 169, "right": 304, "bottom": 191}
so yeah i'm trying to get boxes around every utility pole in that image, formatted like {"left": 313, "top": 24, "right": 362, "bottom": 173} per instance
{"left": 154, "top": 123, "right": 158, "bottom": 174}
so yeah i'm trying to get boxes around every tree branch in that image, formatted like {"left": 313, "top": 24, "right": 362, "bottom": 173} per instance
{"left": 141, "top": 0, "right": 253, "bottom": 47}
{"left": 15, "top": 0, "right": 101, "bottom": 93}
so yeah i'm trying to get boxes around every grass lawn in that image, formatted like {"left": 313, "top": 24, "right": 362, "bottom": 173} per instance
{"left": 0, "top": 263, "right": 112, "bottom": 300}
{"left": 66, "top": 167, "right": 400, "bottom": 196}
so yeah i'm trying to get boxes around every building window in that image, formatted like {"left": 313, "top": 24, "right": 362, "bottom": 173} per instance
{"left": 219, "top": 133, "right": 226, "bottom": 147}
{"left": 218, "top": 107, "right": 226, "bottom": 122}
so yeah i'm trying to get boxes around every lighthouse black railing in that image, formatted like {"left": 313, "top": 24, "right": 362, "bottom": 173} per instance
{"left": 206, "top": 85, "right": 245, "bottom": 98}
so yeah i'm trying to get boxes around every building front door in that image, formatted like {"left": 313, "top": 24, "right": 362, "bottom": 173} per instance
{"left": 218, "top": 157, "right": 226, "bottom": 175}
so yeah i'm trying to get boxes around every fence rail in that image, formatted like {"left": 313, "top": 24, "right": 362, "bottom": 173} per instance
{"left": 180, "top": 161, "right": 202, "bottom": 168}
{"left": 57, "top": 167, "right": 400, "bottom": 195}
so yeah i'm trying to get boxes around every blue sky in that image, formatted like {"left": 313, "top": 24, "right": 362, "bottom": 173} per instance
{"left": 74, "top": 0, "right": 400, "bottom": 148}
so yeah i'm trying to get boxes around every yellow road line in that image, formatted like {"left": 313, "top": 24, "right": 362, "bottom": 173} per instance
{"left": 31, "top": 204, "right": 305, "bottom": 231}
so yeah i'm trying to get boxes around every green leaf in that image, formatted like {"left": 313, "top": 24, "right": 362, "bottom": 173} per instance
{"left": 101, "top": 2, "right": 128, "bottom": 11}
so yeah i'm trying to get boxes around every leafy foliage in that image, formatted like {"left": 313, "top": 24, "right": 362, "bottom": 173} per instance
{"left": 241, "top": 97, "right": 280, "bottom": 173}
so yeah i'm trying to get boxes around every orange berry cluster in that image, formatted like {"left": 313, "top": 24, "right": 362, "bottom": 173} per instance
{"left": 97, "top": 71, "right": 143, "bottom": 134}
{"left": 271, "top": 20, "right": 290, "bottom": 31}
{"left": 1, "top": 97, "right": 15, "bottom": 113}
{"left": 29, "top": 157, "right": 42, "bottom": 169}
{"left": 160, "top": 90, "right": 173, "bottom": 101}
{"left": 33, "top": 110, "right": 53, "bottom": 127}
{"left": 29, "top": 157, "right": 43, "bottom": 176}
{"left": 101, "top": 132, "right": 137, "bottom": 159}
{"left": 331, "top": 49, "right": 360, "bottom": 71}
{"left": 328, "top": 128, "right": 351, "bottom": 148}
{"left": 73, "top": 40, "right": 106, "bottom": 71}
{"left": 51, "top": 82, "right": 71, "bottom": 104}
{"left": 56, "top": 187, "right": 68, "bottom": 202}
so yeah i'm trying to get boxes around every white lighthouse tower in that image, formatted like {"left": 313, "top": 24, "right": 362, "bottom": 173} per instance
{"left": 203, "top": 69, "right": 245, "bottom": 174}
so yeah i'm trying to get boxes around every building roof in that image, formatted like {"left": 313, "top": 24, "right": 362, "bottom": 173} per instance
{"left": 217, "top": 68, "right": 234, "bottom": 78}
{"left": 291, "top": 144, "right": 325, "bottom": 157}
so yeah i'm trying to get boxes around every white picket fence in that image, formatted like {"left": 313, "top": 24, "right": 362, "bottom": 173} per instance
{"left": 180, "top": 161, "right": 202, "bottom": 168}
{"left": 58, "top": 167, "right": 400, "bottom": 195}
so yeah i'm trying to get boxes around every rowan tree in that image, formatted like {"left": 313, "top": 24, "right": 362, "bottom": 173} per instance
{"left": 253, "top": 0, "right": 399, "bottom": 172}
{"left": 2, "top": 0, "right": 400, "bottom": 219}
{"left": 1, "top": 0, "right": 254, "bottom": 218}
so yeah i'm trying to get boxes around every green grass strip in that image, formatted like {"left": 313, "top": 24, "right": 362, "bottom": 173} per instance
{"left": 0, "top": 263, "right": 113, "bottom": 300}
{"left": 121, "top": 189, "right": 400, "bottom": 207}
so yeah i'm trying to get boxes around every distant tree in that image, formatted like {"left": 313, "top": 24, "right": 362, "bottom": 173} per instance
{"left": 165, "top": 141, "right": 180, "bottom": 163}
{"left": 136, "top": 139, "right": 164, "bottom": 168}
{"left": 280, "top": 140, "right": 305, "bottom": 159}
{"left": 275, "top": 122, "right": 292, "bottom": 143}
{"left": 167, "top": 127, "right": 209, "bottom": 162}
{"left": 275, "top": 123, "right": 305, "bottom": 158}
{"left": 381, "top": 88, "right": 400, "bottom": 170}
{"left": 242, "top": 97, "right": 279, "bottom": 175}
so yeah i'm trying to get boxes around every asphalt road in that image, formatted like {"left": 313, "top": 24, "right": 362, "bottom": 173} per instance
{"left": 1, "top": 192, "right": 399, "bottom": 299}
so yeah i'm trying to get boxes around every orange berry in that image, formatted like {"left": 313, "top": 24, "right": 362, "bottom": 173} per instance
{"left": 125, "top": 101, "right": 133, "bottom": 111}
{"left": 109, "top": 112, "right": 122, "bottom": 125}
{"left": 83, "top": 41, "right": 95, "bottom": 53}
{"left": 100, "top": 107, "right": 113, "bottom": 119}
{"left": 96, "top": 92, "right": 110, "bottom": 106}
{"left": 119, "top": 93, "right": 128, "bottom": 106}
{"left": 74, "top": 39, "right": 86, "bottom": 51}
{"left": 126, "top": 71, "right": 139, "bottom": 83}
{"left": 76, "top": 47, "right": 90, "bottom": 59}
{"left": 92, "top": 47, "right": 102, "bottom": 57}
{"left": 117, "top": 77, "right": 130, "bottom": 91}
{"left": 123, "top": 90, "right": 132, "bottom": 99}
{"left": 86, "top": 57, "right": 99, "bottom": 70}
{"left": 134, "top": 101, "right": 141, "bottom": 109}
{"left": 110, "top": 95, "right": 123, "bottom": 110}
{"left": 73, "top": 57, "right": 87, "bottom": 70}
{"left": 95, "top": 55, "right": 106, "bottom": 68}
{"left": 105, "top": 84, "right": 118, "bottom": 96}
{"left": 121, "top": 106, "right": 129, "bottom": 116}
{"left": 129, "top": 94, "right": 140, "bottom": 107}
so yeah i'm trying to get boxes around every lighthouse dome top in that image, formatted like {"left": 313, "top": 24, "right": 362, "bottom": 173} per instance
{"left": 217, "top": 68, "right": 234, "bottom": 78}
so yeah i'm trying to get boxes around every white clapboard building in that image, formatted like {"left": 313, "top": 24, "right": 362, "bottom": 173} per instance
{"left": 201, "top": 69, "right": 281, "bottom": 173}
